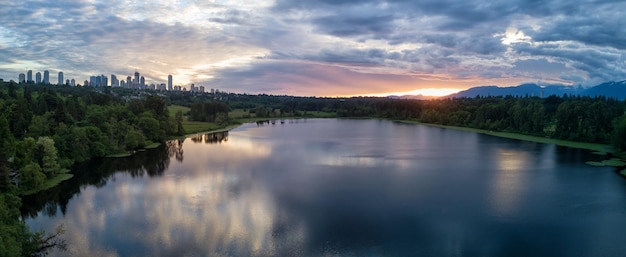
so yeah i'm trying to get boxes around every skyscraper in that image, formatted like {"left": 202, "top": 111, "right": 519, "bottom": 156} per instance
{"left": 168, "top": 75, "right": 173, "bottom": 91}
{"left": 27, "top": 70, "right": 33, "bottom": 83}
{"left": 126, "top": 76, "right": 131, "bottom": 88}
{"left": 140, "top": 76, "right": 145, "bottom": 88}
{"left": 18, "top": 73, "right": 25, "bottom": 83}
{"left": 101, "top": 75, "right": 108, "bottom": 87}
{"left": 58, "top": 72, "right": 64, "bottom": 85}
{"left": 71, "top": 79, "right": 75, "bottom": 87}
{"left": 43, "top": 70, "right": 49, "bottom": 84}
{"left": 134, "top": 71, "right": 139, "bottom": 86}
{"left": 35, "top": 72, "right": 41, "bottom": 83}
{"left": 89, "top": 76, "right": 96, "bottom": 87}
{"left": 111, "top": 74, "right": 118, "bottom": 87}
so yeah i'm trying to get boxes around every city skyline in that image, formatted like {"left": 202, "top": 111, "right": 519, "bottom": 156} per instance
{"left": 13, "top": 68, "right": 183, "bottom": 89}
{"left": 1, "top": 1, "right": 625, "bottom": 97}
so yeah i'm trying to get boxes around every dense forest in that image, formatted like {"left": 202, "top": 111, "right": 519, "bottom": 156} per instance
{"left": 1, "top": 79, "right": 626, "bottom": 256}
{"left": 0, "top": 81, "right": 185, "bottom": 256}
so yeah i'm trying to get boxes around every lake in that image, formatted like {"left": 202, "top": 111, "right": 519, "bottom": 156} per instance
{"left": 23, "top": 119, "right": 626, "bottom": 256}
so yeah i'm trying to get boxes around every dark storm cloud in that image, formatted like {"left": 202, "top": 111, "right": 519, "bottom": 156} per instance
{"left": 513, "top": 41, "right": 625, "bottom": 84}
{"left": 529, "top": 14, "right": 626, "bottom": 50}
{"left": 312, "top": 14, "right": 395, "bottom": 37}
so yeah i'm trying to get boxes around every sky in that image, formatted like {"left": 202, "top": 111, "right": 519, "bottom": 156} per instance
{"left": 1, "top": 0, "right": 625, "bottom": 97}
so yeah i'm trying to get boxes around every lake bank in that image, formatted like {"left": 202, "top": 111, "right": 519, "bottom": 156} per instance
{"left": 394, "top": 120, "right": 612, "bottom": 153}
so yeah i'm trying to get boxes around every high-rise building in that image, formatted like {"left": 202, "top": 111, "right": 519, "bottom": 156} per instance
{"left": 66, "top": 79, "right": 70, "bottom": 85}
{"left": 168, "top": 75, "right": 173, "bottom": 91}
{"left": 134, "top": 71, "right": 139, "bottom": 86}
{"left": 18, "top": 73, "right": 25, "bottom": 83}
{"left": 120, "top": 80, "right": 126, "bottom": 88}
{"left": 111, "top": 74, "right": 118, "bottom": 87}
{"left": 83, "top": 80, "right": 89, "bottom": 86}
{"left": 71, "top": 79, "right": 75, "bottom": 87}
{"left": 58, "top": 72, "right": 64, "bottom": 85}
{"left": 27, "top": 70, "right": 33, "bottom": 83}
{"left": 126, "top": 76, "right": 132, "bottom": 88}
{"left": 101, "top": 75, "right": 108, "bottom": 87}
{"left": 89, "top": 76, "right": 96, "bottom": 87}
{"left": 140, "top": 76, "right": 145, "bottom": 88}
{"left": 43, "top": 70, "right": 49, "bottom": 84}
{"left": 35, "top": 72, "right": 41, "bottom": 83}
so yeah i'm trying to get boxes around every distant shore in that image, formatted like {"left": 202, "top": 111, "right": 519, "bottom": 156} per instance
{"left": 395, "top": 120, "right": 612, "bottom": 153}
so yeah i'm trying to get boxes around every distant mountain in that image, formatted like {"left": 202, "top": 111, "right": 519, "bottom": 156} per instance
{"left": 441, "top": 80, "right": 626, "bottom": 100}
{"left": 387, "top": 94, "right": 439, "bottom": 100}
{"left": 583, "top": 80, "right": 626, "bottom": 99}
{"left": 444, "top": 83, "right": 580, "bottom": 98}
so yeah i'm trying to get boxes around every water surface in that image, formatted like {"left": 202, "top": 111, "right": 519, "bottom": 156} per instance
{"left": 24, "top": 119, "right": 626, "bottom": 256}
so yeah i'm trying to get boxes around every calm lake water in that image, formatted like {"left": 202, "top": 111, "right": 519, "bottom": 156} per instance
{"left": 23, "top": 119, "right": 626, "bottom": 256}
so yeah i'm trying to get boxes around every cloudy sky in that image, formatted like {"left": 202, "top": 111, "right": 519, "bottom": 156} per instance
{"left": 1, "top": 0, "right": 625, "bottom": 96}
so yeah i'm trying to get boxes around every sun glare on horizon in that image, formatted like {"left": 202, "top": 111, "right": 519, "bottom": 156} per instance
{"left": 365, "top": 88, "right": 462, "bottom": 97}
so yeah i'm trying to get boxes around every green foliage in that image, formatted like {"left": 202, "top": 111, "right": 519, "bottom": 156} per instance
{"left": 189, "top": 101, "right": 229, "bottom": 122}
{"left": 0, "top": 193, "right": 28, "bottom": 257}
{"left": 175, "top": 110, "right": 185, "bottom": 135}
{"left": 36, "top": 137, "right": 60, "bottom": 178}
{"left": 138, "top": 113, "right": 164, "bottom": 141}
{"left": 20, "top": 162, "right": 45, "bottom": 189}
{"left": 612, "top": 115, "right": 626, "bottom": 152}
{"left": 0, "top": 192, "right": 56, "bottom": 257}
{"left": 0, "top": 114, "right": 15, "bottom": 158}
{"left": 125, "top": 128, "right": 146, "bottom": 150}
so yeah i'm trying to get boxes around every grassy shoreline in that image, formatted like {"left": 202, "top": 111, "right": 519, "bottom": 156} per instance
{"left": 122, "top": 106, "right": 626, "bottom": 173}
{"left": 21, "top": 170, "right": 74, "bottom": 195}
{"left": 395, "top": 120, "right": 613, "bottom": 153}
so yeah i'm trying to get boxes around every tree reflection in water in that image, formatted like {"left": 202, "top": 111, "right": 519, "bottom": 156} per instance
{"left": 189, "top": 131, "right": 228, "bottom": 144}
{"left": 21, "top": 139, "right": 185, "bottom": 218}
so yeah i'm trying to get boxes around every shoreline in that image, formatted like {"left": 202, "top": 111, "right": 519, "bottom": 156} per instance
{"left": 394, "top": 120, "right": 612, "bottom": 153}
{"left": 394, "top": 119, "right": 626, "bottom": 174}
{"left": 113, "top": 117, "right": 625, "bottom": 172}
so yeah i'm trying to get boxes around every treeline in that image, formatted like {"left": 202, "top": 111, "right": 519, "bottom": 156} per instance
{"left": 188, "top": 101, "right": 229, "bottom": 125}
{"left": 195, "top": 93, "right": 626, "bottom": 150}
{"left": 333, "top": 95, "right": 626, "bottom": 149}
{"left": 0, "top": 81, "right": 185, "bottom": 194}
{"left": 175, "top": 92, "right": 626, "bottom": 151}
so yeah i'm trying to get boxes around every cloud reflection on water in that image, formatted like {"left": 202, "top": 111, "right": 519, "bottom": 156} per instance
{"left": 35, "top": 130, "right": 304, "bottom": 256}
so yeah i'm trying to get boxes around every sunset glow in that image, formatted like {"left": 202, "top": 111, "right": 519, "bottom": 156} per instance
{"left": 1, "top": 0, "right": 624, "bottom": 96}
{"left": 366, "top": 88, "right": 462, "bottom": 97}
